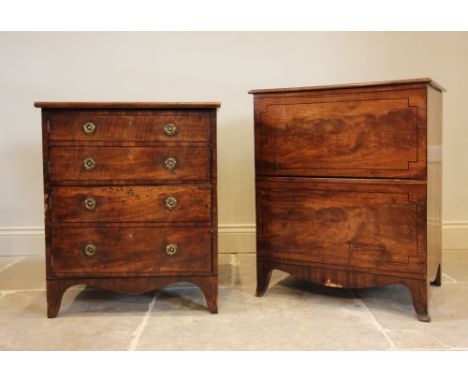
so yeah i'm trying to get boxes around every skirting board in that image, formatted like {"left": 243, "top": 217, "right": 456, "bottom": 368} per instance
{"left": 0, "top": 222, "right": 467, "bottom": 256}
{"left": 443, "top": 221, "right": 468, "bottom": 251}
{"left": 0, "top": 224, "right": 257, "bottom": 256}
{"left": 218, "top": 224, "right": 256, "bottom": 254}
{"left": 0, "top": 227, "right": 45, "bottom": 257}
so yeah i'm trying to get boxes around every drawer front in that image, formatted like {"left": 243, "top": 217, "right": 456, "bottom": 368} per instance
{"left": 257, "top": 180, "right": 426, "bottom": 275}
{"left": 48, "top": 110, "right": 211, "bottom": 142}
{"left": 50, "top": 226, "right": 212, "bottom": 275}
{"left": 256, "top": 89, "right": 426, "bottom": 178}
{"left": 49, "top": 146, "right": 210, "bottom": 182}
{"left": 51, "top": 185, "right": 211, "bottom": 223}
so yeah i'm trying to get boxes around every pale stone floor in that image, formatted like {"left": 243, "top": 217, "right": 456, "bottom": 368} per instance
{"left": 0, "top": 251, "right": 468, "bottom": 350}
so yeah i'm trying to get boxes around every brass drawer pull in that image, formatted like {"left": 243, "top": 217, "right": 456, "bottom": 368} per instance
{"left": 164, "top": 157, "right": 177, "bottom": 171}
{"left": 166, "top": 243, "right": 178, "bottom": 256}
{"left": 82, "top": 122, "right": 96, "bottom": 135}
{"left": 163, "top": 123, "right": 178, "bottom": 136}
{"left": 84, "top": 197, "right": 96, "bottom": 210}
{"left": 165, "top": 196, "right": 177, "bottom": 210}
{"left": 83, "top": 157, "right": 96, "bottom": 170}
{"left": 83, "top": 243, "right": 97, "bottom": 257}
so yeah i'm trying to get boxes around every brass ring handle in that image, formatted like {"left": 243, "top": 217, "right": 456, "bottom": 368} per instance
{"left": 83, "top": 157, "right": 96, "bottom": 170}
{"left": 163, "top": 123, "right": 178, "bottom": 136}
{"left": 165, "top": 243, "right": 178, "bottom": 256}
{"left": 82, "top": 122, "right": 96, "bottom": 135}
{"left": 164, "top": 157, "right": 177, "bottom": 171}
{"left": 83, "top": 243, "right": 97, "bottom": 257}
{"left": 84, "top": 197, "right": 96, "bottom": 210}
{"left": 165, "top": 196, "right": 177, "bottom": 210}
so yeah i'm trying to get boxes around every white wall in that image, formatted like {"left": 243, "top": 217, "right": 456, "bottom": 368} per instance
{"left": 0, "top": 32, "right": 467, "bottom": 255}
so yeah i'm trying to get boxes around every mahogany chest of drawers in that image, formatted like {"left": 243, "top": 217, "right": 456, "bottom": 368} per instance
{"left": 249, "top": 79, "right": 444, "bottom": 321}
{"left": 35, "top": 102, "right": 220, "bottom": 317}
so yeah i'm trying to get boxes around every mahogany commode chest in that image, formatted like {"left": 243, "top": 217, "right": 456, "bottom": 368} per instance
{"left": 249, "top": 79, "right": 444, "bottom": 321}
{"left": 35, "top": 102, "right": 220, "bottom": 317}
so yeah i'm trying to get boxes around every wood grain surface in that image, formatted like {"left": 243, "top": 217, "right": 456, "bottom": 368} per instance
{"left": 257, "top": 180, "right": 425, "bottom": 275}
{"left": 252, "top": 81, "right": 443, "bottom": 321}
{"left": 50, "top": 225, "right": 212, "bottom": 276}
{"left": 35, "top": 102, "right": 221, "bottom": 109}
{"left": 49, "top": 146, "right": 210, "bottom": 181}
{"left": 38, "top": 103, "right": 219, "bottom": 317}
{"left": 48, "top": 110, "right": 211, "bottom": 142}
{"left": 50, "top": 185, "right": 211, "bottom": 222}
{"left": 249, "top": 77, "right": 445, "bottom": 94}
{"left": 256, "top": 89, "right": 426, "bottom": 179}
